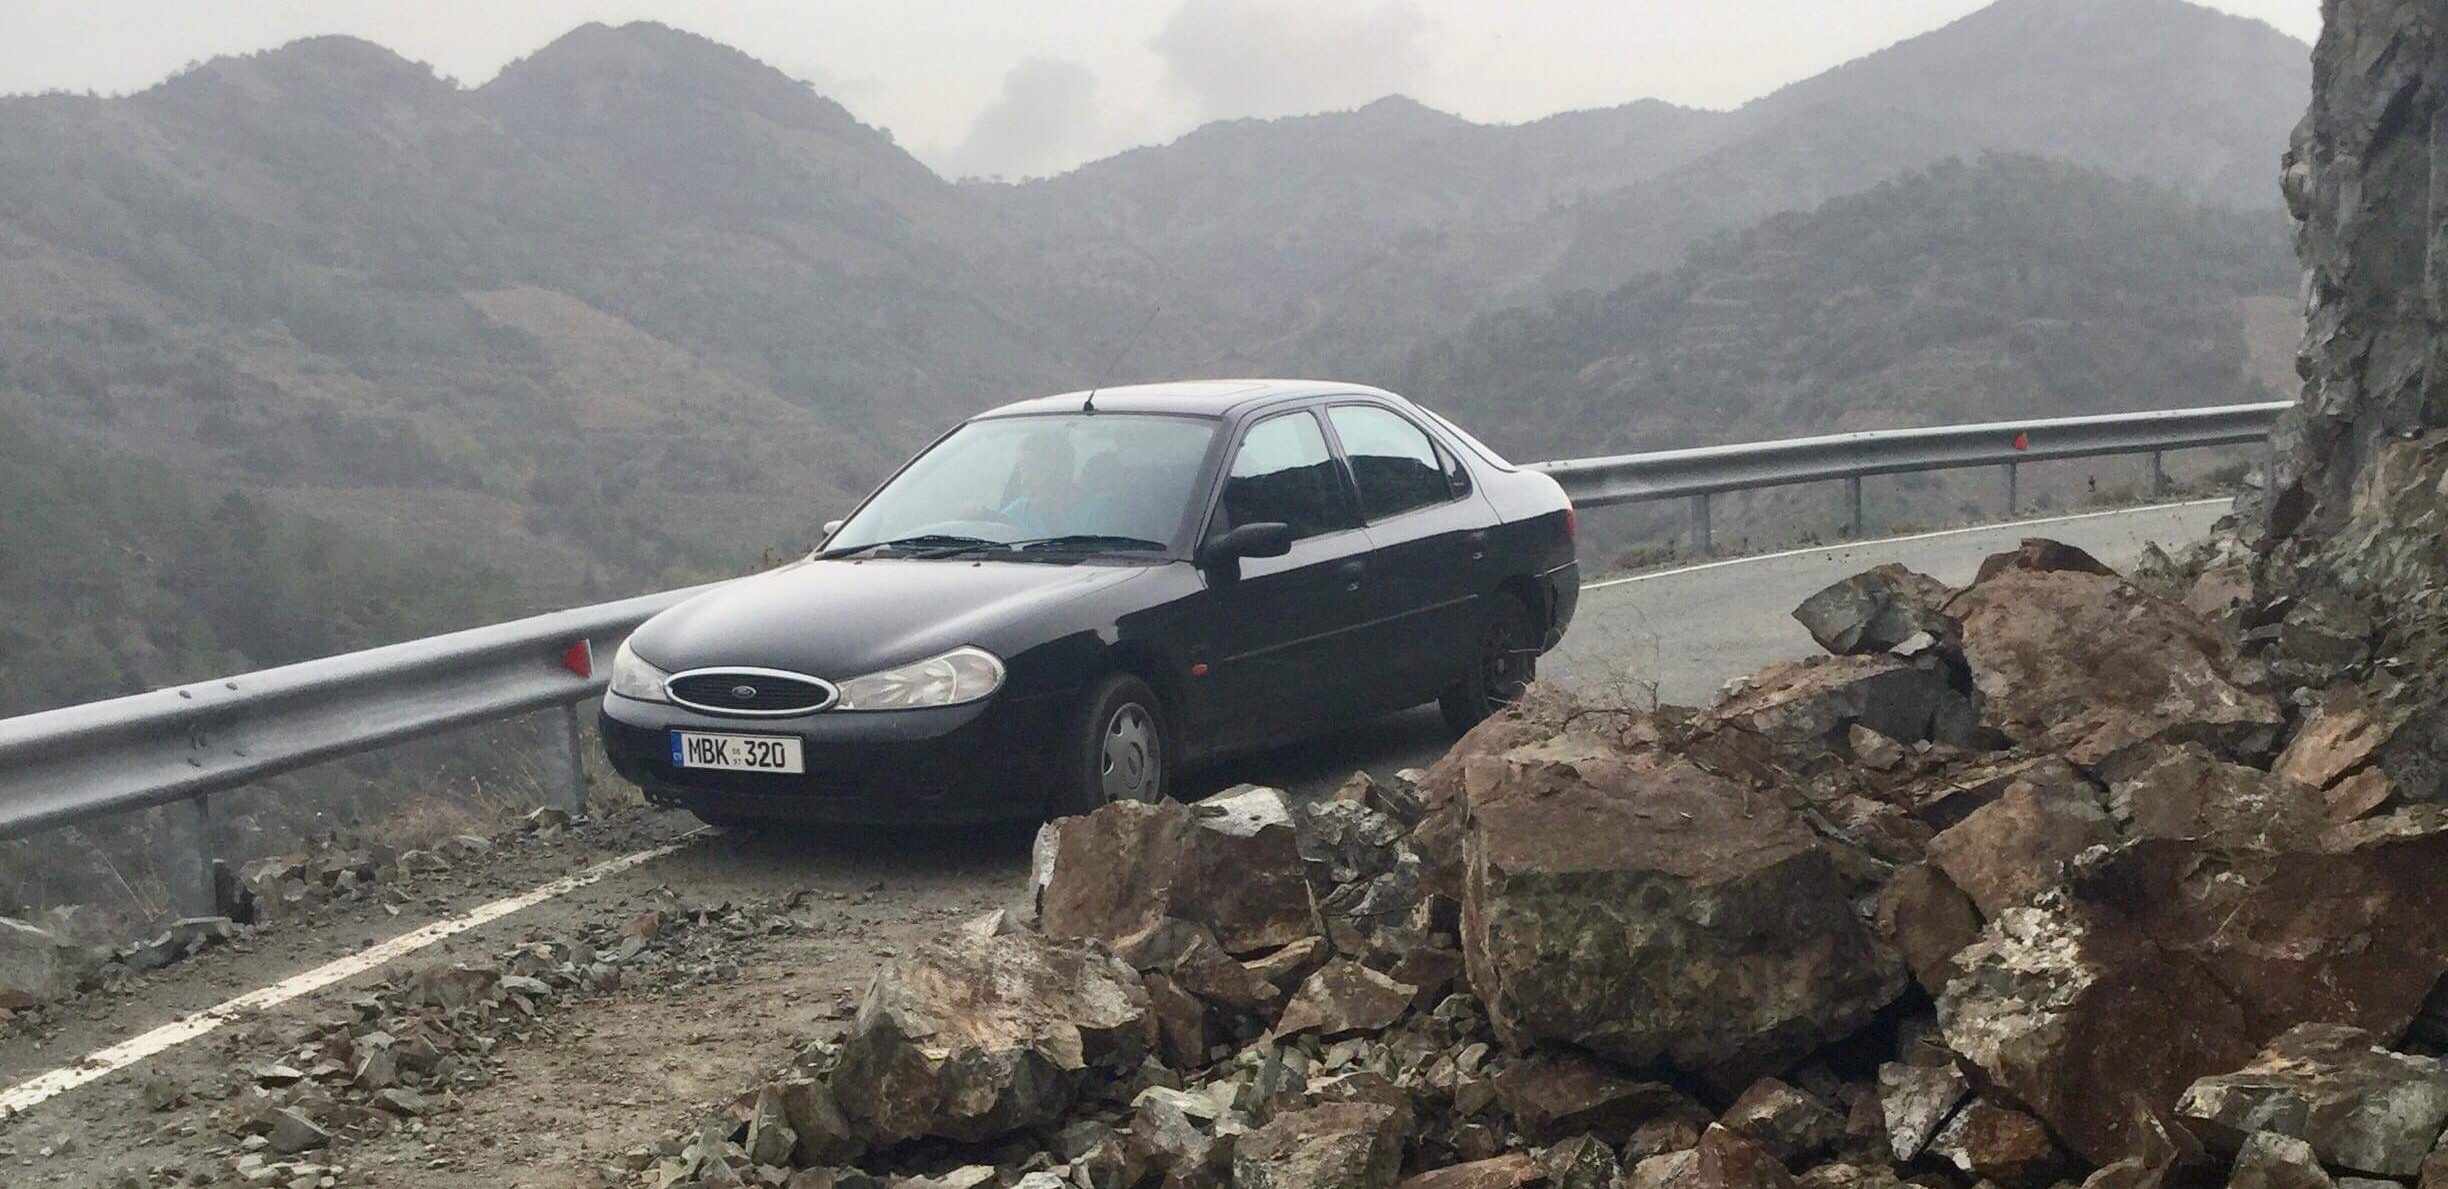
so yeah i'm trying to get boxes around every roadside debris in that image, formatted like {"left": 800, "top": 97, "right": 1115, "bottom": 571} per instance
{"left": 622, "top": 537, "right": 2448, "bottom": 1189}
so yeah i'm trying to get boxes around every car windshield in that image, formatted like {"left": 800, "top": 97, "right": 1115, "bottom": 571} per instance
{"left": 824, "top": 413, "right": 1219, "bottom": 556}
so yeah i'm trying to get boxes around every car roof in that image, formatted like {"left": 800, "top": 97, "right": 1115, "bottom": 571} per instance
{"left": 977, "top": 379, "right": 1408, "bottom": 420}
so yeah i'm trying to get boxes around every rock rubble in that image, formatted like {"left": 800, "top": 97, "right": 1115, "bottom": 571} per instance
{"left": 629, "top": 538, "right": 2448, "bottom": 1189}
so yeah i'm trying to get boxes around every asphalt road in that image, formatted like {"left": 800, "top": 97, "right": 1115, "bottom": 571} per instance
{"left": 0, "top": 498, "right": 2232, "bottom": 1186}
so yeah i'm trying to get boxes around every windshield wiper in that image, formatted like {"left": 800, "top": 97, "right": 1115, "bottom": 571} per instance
{"left": 1007, "top": 535, "right": 1171, "bottom": 555}
{"left": 818, "top": 534, "right": 1002, "bottom": 559}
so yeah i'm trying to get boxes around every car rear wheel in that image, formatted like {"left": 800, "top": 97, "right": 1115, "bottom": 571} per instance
{"left": 1441, "top": 590, "right": 1538, "bottom": 734}
{"left": 1054, "top": 674, "right": 1169, "bottom": 818}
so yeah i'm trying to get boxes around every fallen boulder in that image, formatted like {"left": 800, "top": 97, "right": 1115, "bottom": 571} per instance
{"left": 1949, "top": 543, "right": 2282, "bottom": 765}
{"left": 1274, "top": 960, "right": 1414, "bottom": 1040}
{"left": 1036, "top": 787, "right": 1312, "bottom": 956}
{"left": 0, "top": 916, "right": 93, "bottom": 1007}
{"left": 1232, "top": 1102, "right": 1402, "bottom": 1189}
{"left": 1941, "top": 816, "right": 2448, "bottom": 1166}
{"left": 1705, "top": 653, "right": 1977, "bottom": 752}
{"left": 2226, "top": 1131, "right": 2336, "bottom": 1189}
{"left": 2100, "top": 744, "right": 2327, "bottom": 850}
{"left": 1874, "top": 864, "right": 1983, "bottom": 996}
{"left": 1923, "top": 767, "right": 2115, "bottom": 917}
{"left": 1491, "top": 1050, "right": 1698, "bottom": 1143}
{"left": 2176, "top": 1023, "right": 2448, "bottom": 1178}
{"left": 1460, "top": 729, "right": 1903, "bottom": 1089}
{"left": 830, "top": 932, "right": 1156, "bottom": 1145}
{"left": 1792, "top": 563, "right": 1956, "bottom": 655}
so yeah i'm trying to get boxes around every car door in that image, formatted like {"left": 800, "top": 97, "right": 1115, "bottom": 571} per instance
{"left": 1325, "top": 402, "right": 1494, "bottom": 710}
{"left": 1191, "top": 407, "right": 1374, "bottom": 752}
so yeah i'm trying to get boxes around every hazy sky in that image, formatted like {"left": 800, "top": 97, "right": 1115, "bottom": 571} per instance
{"left": 2, "top": 1, "right": 2320, "bottom": 179}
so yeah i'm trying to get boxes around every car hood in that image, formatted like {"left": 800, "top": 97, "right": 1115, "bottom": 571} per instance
{"left": 627, "top": 557, "right": 1152, "bottom": 680}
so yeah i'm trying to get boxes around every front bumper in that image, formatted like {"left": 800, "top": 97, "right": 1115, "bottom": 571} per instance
{"left": 1541, "top": 559, "right": 1581, "bottom": 650}
{"left": 598, "top": 688, "right": 1068, "bottom": 825}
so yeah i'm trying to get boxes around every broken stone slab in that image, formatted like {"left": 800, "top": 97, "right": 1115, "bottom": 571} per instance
{"left": 1972, "top": 538, "right": 2118, "bottom": 582}
{"left": 1036, "top": 789, "right": 1313, "bottom": 956}
{"left": 1720, "top": 1078, "right": 1843, "bottom": 1165}
{"left": 2275, "top": 688, "right": 2391, "bottom": 790}
{"left": 1876, "top": 1060, "right": 1969, "bottom": 1162}
{"left": 1923, "top": 766, "right": 2115, "bottom": 917}
{"left": 1626, "top": 1149, "right": 1700, "bottom": 1189}
{"left": 1691, "top": 1123, "right": 1799, "bottom": 1189}
{"left": 2176, "top": 1023, "right": 2448, "bottom": 1178}
{"left": 1704, "top": 653, "right": 1977, "bottom": 752}
{"left": 1925, "top": 1099, "right": 2065, "bottom": 1188}
{"left": 1792, "top": 563, "right": 1957, "bottom": 655}
{"left": 2100, "top": 744, "right": 2328, "bottom": 851}
{"left": 1394, "top": 1153, "right": 1541, "bottom": 1189}
{"left": 1232, "top": 1102, "right": 1402, "bottom": 1189}
{"left": 1539, "top": 1133, "right": 1621, "bottom": 1189}
{"left": 1461, "top": 731, "right": 1903, "bottom": 1090}
{"left": 1273, "top": 960, "right": 1413, "bottom": 1040}
{"left": 0, "top": 916, "right": 92, "bottom": 1007}
{"left": 1792, "top": 1163, "right": 1907, "bottom": 1189}
{"left": 1940, "top": 817, "right": 2448, "bottom": 1167}
{"left": 829, "top": 932, "right": 1155, "bottom": 1145}
{"left": 1874, "top": 864, "right": 1982, "bottom": 997}
{"left": 1950, "top": 550, "right": 2283, "bottom": 765}
{"left": 264, "top": 1108, "right": 330, "bottom": 1155}
{"left": 2227, "top": 1131, "right": 2337, "bottom": 1189}
{"left": 1492, "top": 1050, "right": 1700, "bottom": 1144}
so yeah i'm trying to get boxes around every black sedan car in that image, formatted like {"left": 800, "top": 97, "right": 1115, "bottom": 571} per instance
{"left": 599, "top": 380, "right": 1577, "bottom": 826}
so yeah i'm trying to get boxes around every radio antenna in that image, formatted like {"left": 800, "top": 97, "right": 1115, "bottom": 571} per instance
{"left": 1084, "top": 305, "right": 1164, "bottom": 413}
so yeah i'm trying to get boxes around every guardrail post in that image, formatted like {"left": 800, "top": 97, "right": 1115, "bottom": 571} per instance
{"left": 2003, "top": 462, "right": 2019, "bottom": 518}
{"left": 161, "top": 794, "right": 219, "bottom": 919}
{"left": 538, "top": 702, "right": 588, "bottom": 817}
{"left": 1845, "top": 476, "right": 1864, "bottom": 537}
{"left": 1688, "top": 493, "right": 1713, "bottom": 556}
{"left": 2149, "top": 451, "right": 2169, "bottom": 498}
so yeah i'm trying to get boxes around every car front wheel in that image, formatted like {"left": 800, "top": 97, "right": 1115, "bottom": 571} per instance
{"left": 1441, "top": 590, "right": 1538, "bottom": 734}
{"left": 1054, "top": 674, "right": 1169, "bottom": 817}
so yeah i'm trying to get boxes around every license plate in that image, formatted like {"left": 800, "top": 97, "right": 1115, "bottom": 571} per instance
{"left": 668, "top": 730, "right": 804, "bottom": 774}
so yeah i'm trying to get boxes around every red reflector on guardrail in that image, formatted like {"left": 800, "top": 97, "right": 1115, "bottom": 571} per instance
{"left": 561, "top": 640, "right": 593, "bottom": 678}
{"left": 2012, "top": 432, "right": 2030, "bottom": 451}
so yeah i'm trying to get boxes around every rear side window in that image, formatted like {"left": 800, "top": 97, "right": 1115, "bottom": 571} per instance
{"left": 1218, "top": 411, "right": 1352, "bottom": 541}
{"left": 1330, "top": 405, "right": 1452, "bottom": 521}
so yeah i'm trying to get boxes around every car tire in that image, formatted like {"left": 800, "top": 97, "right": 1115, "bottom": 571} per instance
{"left": 1441, "top": 589, "right": 1539, "bottom": 734}
{"left": 1054, "top": 674, "right": 1169, "bottom": 818}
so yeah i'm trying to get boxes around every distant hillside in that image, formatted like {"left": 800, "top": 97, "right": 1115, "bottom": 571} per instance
{"left": 1404, "top": 156, "right": 2295, "bottom": 461}
{"left": 0, "top": 1, "right": 2311, "bottom": 712}
{"left": 989, "top": 0, "right": 2309, "bottom": 374}
{"left": 1539, "top": 0, "right": 2312, "bottom": 290}
{"left": 1399, "top": 155, "right": 2296, "bottom": 555}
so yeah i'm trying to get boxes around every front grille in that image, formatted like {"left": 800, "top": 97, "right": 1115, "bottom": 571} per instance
{"left": 666, "top": 669, "right": 836, "bottom": 716}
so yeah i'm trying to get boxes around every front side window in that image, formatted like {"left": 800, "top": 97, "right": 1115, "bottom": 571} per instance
{"left": 1217, "top": 411, "right": 1351, "bottom": 541}
{"left": 827, "top": 413, "right": 1218, "bottom": 553}
{"left": 1329, "top": 405, "right": 1452, "bottom": 521}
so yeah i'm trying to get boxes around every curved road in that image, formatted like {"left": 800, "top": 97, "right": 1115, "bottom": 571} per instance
{"left": 0, "top": 498, "right": 2229, "bottom": 1186}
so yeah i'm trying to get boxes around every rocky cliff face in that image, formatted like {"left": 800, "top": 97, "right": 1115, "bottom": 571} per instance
{"left": 2266, "top": 1, "right": 2448, "bottom": 546}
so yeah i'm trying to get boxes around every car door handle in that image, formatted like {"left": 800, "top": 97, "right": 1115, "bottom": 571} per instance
{"left": 1462, "top": 530, "right": 1489, "bottom": 560}
{"left": 1335, "top": 559, "right": 1365, "bottom": 590}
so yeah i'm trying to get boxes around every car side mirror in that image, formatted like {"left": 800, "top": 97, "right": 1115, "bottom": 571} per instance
{"left": 821, "top": 519, "right": 844, "bottom": 539}
{"left": 1200, "top": 522, "right": 1292, "bottom": 567}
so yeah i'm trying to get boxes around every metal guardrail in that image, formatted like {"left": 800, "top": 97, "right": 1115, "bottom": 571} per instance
{"left": 0, "top": 400, "right": 2289, "bottom": 916}
{"left": 1534, "top": 401, "right": 2288, "bottom": 551}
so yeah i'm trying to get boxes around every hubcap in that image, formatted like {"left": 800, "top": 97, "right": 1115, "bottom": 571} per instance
{"left": 1482, "top": 615, "right": 1532, "bottom": 708}
{"left": 1099, "top": 702, "right": 1160, "bottom": 803}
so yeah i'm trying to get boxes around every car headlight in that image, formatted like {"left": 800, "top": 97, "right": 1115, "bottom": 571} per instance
{"left": 835, "top": 646, "right": 1005, "bottom": 711}
{"left": 607, "top": 640, "right": 672, "bottom": 703}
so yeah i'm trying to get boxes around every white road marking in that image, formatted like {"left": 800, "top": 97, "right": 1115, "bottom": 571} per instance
{"left": 0, "top": 832, "right": 705, "bottom": 1116}
{"left": 1576, "top": 498, "right": 2228, "bottom": 592}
